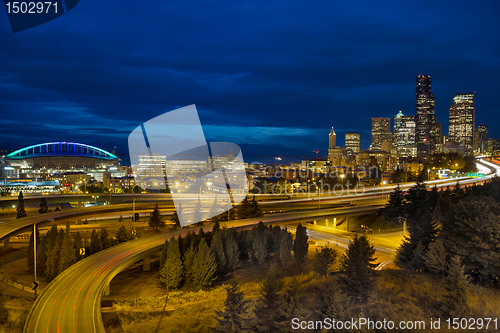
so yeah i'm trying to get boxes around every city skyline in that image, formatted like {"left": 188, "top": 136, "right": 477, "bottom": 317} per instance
{"left": 1, "top": 0, "right": 499, "bottom": 157}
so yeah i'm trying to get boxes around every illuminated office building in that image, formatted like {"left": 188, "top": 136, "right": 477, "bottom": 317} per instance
{"left": 371, "top": 117, "right": 391, "bottom": 150}
{"left": 415, "top": 74, "right": 438, "bottom": 144}
{"left": 448, "top": 93, "right": 475, "bottom": 149}
{"left": 345, "top": 132, "right": 360, "bottom": 153}
{"left": 393, "top": 111, "right": 416, "bottom": 151}
{"left": 474, "top": 123, "right": 488, "bottom": 153}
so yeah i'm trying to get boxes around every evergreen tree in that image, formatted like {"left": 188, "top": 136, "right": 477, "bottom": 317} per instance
{"left": 16, "top": 191, "right": 27, "bottom": 218}
{"left": 339, "top": 234, "right": 377, "bottom": 301}
{"left": 115, "top": 225, "right": 132, "bottom": 243}
{"left": 271, "top": 226, "right": 282, "bottom": 256}
{"left": 171, "top": 202, "right": 182, "bottom": 229}
{"left": 27, "top": 226, "right": 40, "bottom": 273}
{"left": 197, "top": 227, "right": 206, "bottom": 244}
{"left": 39, "top": 198, "right": 49, "bottom": 214}
{"left": 213, "top": 283, "right": 248, "bottom": 333}
{"left": 223, "top": 228, "right": 240, "bottom": 272}
{"left": 211, "top": 231, "right": 227, "bottom": 274}
{"left": 192, "top": 197, "right": 202, "bottom": 224}
{"left": 282, "top": 279, "right": 303, "bottom": 327}
{"left": 382, "top": 184, "right": 405, "bottom": 223}
{"left": 422, "top": 238, "right": 447, "bottom": 277}
{"left": 279, "top": 230, "right": 293, "bottom": 265}
{"left": 183, "top": 242, "right": 196, "bottom": 280}
{"left": 238, "top": 230, "right": 253, "bottom": 260}
{"left": 192, "top": 238, "right": 218, "bottom": 289}
{"left": 249, "top": 195, "right": 263, "bottom": 218}
{"left": 54, "top": 203, "right": 61, "bottom": 211}
{"left": 36, "top": 235, "right": 48, "bottom": 276}
{"left": 149, "top": 203, "right": 164, "bottom": 230}
{"left": 440, "top": 257, "right": 469, "bottom": 318}
{"left": 236, "top": 197, "right": 252, "bottom": 219}
{"left": 59, "top": 233, "right": 77, "bottom": 274}
{"left": 100, "top": 228, "right": 111, "bottom": 249}
{"left": 209, "top": 199, "right": 222, "bottom": 224}
{"left": 312, "top": 246, "right": 337, "bottom": 276}
{"left": 46, "top": 229, "right": 65, "bottom": 281}
{"left": 318, "top": 283, "right": 350, "bottom": 323}
{"left": 395, "top": 194, "right": 437, "bottom": 272}
{"left": 74, "top": 231, "right": 83, "bottom": 261}
{"left": 212, "top": 220, "right": 221, "bottom": 235}
{"left": 252, "top": 231, "right": 267, "bottom": 263}
{"left": 159, "top": 238, "right": 184, "bottom": 290}
{"left": 159, "top": 237, "right": 171, "bottom": 270}
{"left": 441, "top": 197, "right": 500, "bottom": 285}
{"left": 252, "top": 266, "right": 285, "bottom": 332}
{"left": 293, "top": 223, "right": 308, "bottom": 264}
{"left": 90, "top": 230, "right": 103, "bottom": 254}
{"left": 0, "top": 294, "right": 8, "bottom": 326}
{"left": 45, "top": 225, "right": 58, "bottom": 253}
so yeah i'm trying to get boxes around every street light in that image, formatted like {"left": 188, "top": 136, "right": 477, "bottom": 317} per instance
{"left": 340, "top": 174, "right": 345, "bottom": 204}
{"left": 132, "top": 198, "right": 136, "bottom": 232}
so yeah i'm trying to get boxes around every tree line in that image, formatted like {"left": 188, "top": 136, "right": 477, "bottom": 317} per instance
{"left": 27, "top": 224, "right": 134, "bottom": 281}
{"left": 381, "top": 177, "right": 500, "bottom": 317}
{"left": 213, "top": 233, "right": 377, "bottom": 333}
{"left": 158, "top": 221, "right": 308, "bottom": 291}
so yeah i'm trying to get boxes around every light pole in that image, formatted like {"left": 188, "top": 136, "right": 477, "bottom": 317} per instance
{"left": 33, "top": 223, "right": 37, "bottom": 300}
{"left": 427, "top": 169, "right": 430, "bottom": 182}
{"left": 133, "top": 198, "right": 136, "bottom": 232}
{"left": 340, "top": 174, "right": 345, "bottom": 204}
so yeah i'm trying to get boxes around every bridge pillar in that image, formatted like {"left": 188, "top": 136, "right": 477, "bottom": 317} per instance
{"left": 345, "top": 216, "right": 349, "bottom": 231}
{"left": 333, "top": 218, "right": 337, "bottom": 229}
{"left": 66, "top": 222, "right": 70, "bottom": 232}
{"left": 313, "top": 220, "right": 316, "bottom": 225}
{"left": 78, "top": 202, "right": 83, "bottom": 209}
{"left": 103, "top": 283, "right": 110, "bottom": 296}
{"left": 143, "top": 256, "right": 150, "bottom": 272}
{"left": 3, "top": 238, "right": 10, "bottom": 251}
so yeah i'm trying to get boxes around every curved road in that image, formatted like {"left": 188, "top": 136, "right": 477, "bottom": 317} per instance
{"left": 19, "top": 158, "right": 500, "bottom": 333}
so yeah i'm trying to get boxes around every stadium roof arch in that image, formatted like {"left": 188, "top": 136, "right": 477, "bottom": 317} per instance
{"left": 5, "top": 142, "right": 118, "bottom": 160}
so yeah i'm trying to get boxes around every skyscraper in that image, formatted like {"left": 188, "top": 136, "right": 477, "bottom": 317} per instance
{"left": 448, "top": 93, "right": 475, "bottom": 149}
{"left": 393, "top": 111, "right": 416, "bottom": 151}
{"left": 329, "top": 127, "right": 336, "bottom": 149}
{"left": 345, "top": 132, "right": 360, "bottom": 153}
{"left": 415, "top": 74, "right": 437, "bottom": 144}
{"left": 474, "top": 123, "right": 488, "bottom": 153}
{"left": 371, "top": 117, "right": 391, "bottom": 150}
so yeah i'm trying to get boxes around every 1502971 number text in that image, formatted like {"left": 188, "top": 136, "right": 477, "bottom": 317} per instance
{"left": 446, "top": 318, "right": 498, "bottom": 330}
{"left": 5, "top": 2, "right": 58, "bottom": 14}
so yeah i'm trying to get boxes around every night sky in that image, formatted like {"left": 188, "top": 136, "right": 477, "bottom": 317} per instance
{"left": 1, "top": 0, "right": 499, "bottom": 162}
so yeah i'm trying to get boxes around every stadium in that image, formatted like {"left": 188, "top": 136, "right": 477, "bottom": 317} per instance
{"left": 1, "top": 142, "right": 120, "bottom": 177}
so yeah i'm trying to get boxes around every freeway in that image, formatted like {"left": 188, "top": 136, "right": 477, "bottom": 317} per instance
{"left": 0, "top": 202, "right": 175, "bottom": 242}
{"left": 22, "top": 203, "right": 386, "bottom": 333}
{"left": 18, "top": 158, "right": 500, "bottom": 333}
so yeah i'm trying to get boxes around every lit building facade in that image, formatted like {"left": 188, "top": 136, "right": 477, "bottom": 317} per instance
{"left": 474, "top": 123, "right": 488, "bottom": 153}
{"left": 371, "top": 117, "right": 391, "bottom": 150}
{"left": 415, "top": 74, "right": 438, "bottom": 144}
{"left": 137, "top": 155, "right": 166, "bottom": 178}
{"left": 329, "top": 127, "right": 336, "bottom": 149}
{"left": 448, "top": 93, "right": 475, "bottom": 149}
{"left": 345, "top": 132, "right": 360, "bottom": 153}
{"left": 393, "top": 111, "right": 416, "bottom": 154}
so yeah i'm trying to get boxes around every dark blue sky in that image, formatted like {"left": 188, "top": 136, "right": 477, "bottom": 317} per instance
{"left": 1, "top": 0, "right": 499, "bottom": 160}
